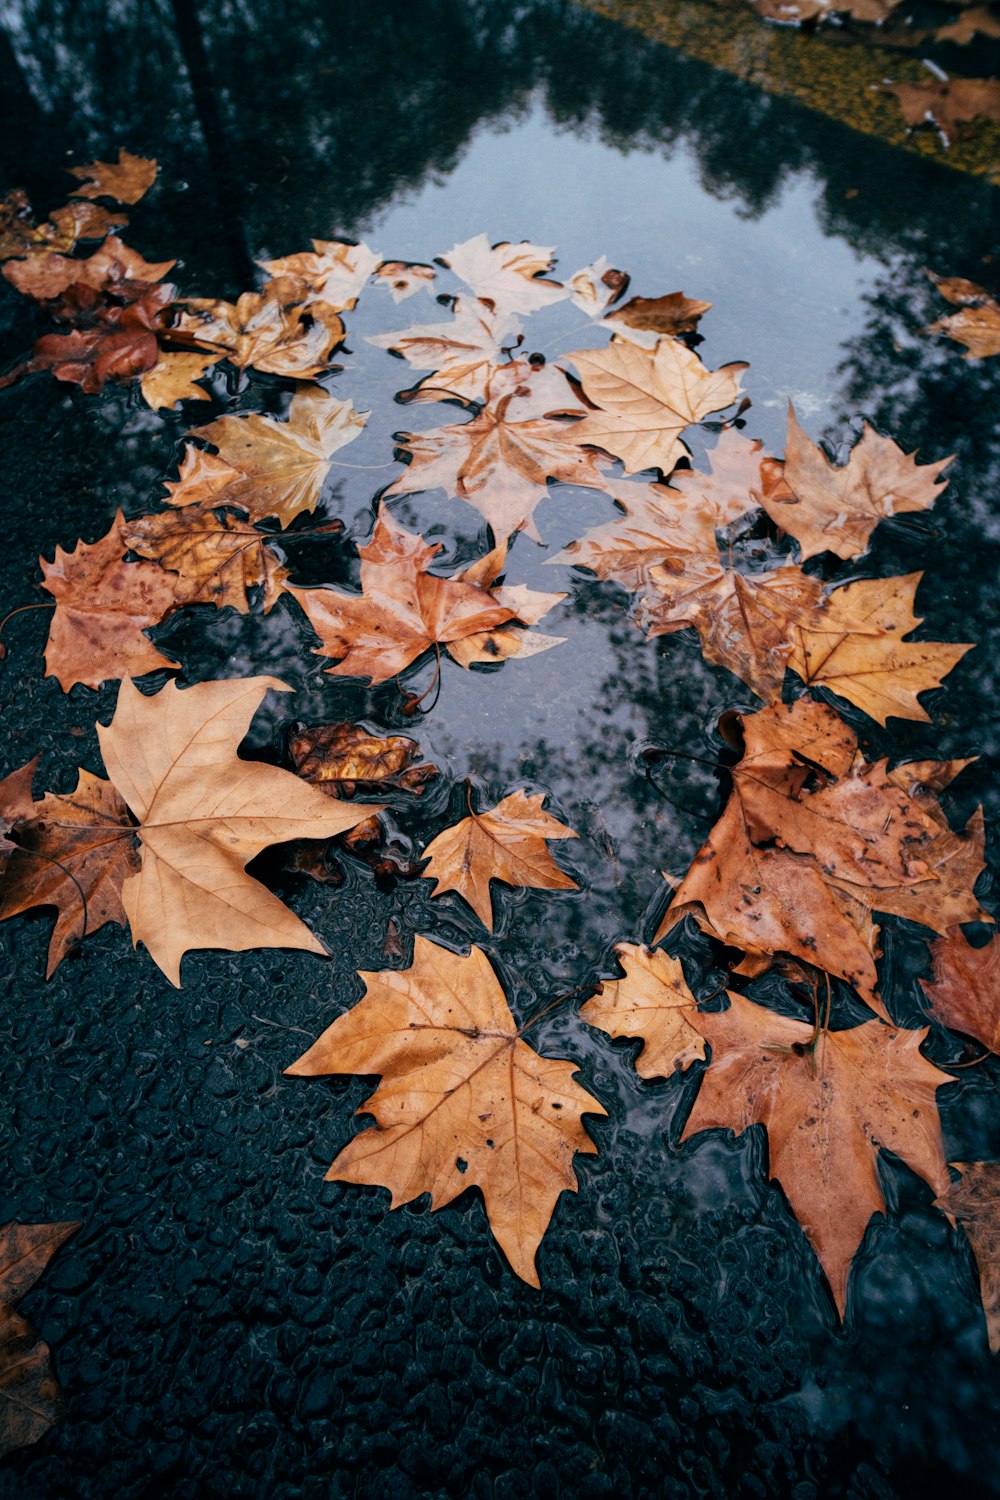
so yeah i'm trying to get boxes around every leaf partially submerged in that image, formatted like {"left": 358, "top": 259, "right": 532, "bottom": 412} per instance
{"left": 286, "top": 935, "right": 606, "bottom": 1286}
{"left": 439, "top": 234, "right": 568, "bottom": 318}
{"left": 926, "top": 273, "right": 1000, "bottom": 360}
{"left": 122, "top": 505, "right": 289, "bottom": 613}
{"left": 421, "top": 789, "right": 579, "bottom": 930}
{"left": 67, "top": 149, "right": 157, "bottom": 204}
{"left": 935, "top": 1165, "right": 1000, "bottom": 1352}
{"left": 683, "top": 993, "right": 952, "bottom": 1315}
{"left": 580, "top": 944, "right": 707, "bottom": 1077}
{"left": 922, "top": 929, "right": 1000, "bottom": 1054}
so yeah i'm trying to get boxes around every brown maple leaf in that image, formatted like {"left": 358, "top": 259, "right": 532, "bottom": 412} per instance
{"left": 565, "top": 336, "right": 747, "bottom": 476}
{"left": 172, "top": 285, "right": 344, "bottom": 378}
{"left": 549, "top": 476, "right": 714, "bottom": 592}
{"left": 163, "top": 444, "right": 242, "bottom": 509}
{"left": 935, "top": 1164, "right": 1000, "bottom": 1352}
{"left": 565, "top": 257, "right": 629, "bottom": 317}
{"left": 283, "top": 507, "right": 521, "bottom": 683}
{"left": 935, "top": 7, "right": 1000, "bottom": 43}
{"left": 757, "top": 404, "right": 950, "bottom": 561}
{"left": 385, "top": 383, "right": 603, "bottom": 543}
{"left": 122, "top": 505, "right": 289, "bottom": 614}
{"left": 922, "top": 929, "right": 1000, "bottom": 1054}
{"left": 785, "top": 572, "right": 973, "bottom": 724}
{"left": 683, "top": 992, "right": 953, "bottom": 1315}
{"left": 0, "top": 769, "right": 139, "bottom": 976}
{"left": 258, "top": 239, "right": 382, "bottom": 312}
{"left": 580, "top": 944, "right": 707, "bottom": 1077}
{"left": 189, "top": 387, "right": 367, "bottom": 527}
{"left": 439, "top": 234, "right": 568, "bottom": 317}
{"left": 670, "top": 428, "right": 776, "bottom": 528}
{"left": 94, "top": 676, "right": 386, "bottom": 985}
{"left": 367, "top": 296, "right": 523, "bottom": 406}
{"left": 0, "top": 193, "right": 127, "bottom": 262}
{"left": 445, "top": 544, "right": 566, "bottom": 667}
{"left": 0, "top": 759, "right": 39, "bottom": 865}
{"left": 3, "top": 236, "right": 175, "bottom": 301}
{"left": 658, "top": 700, "right": 985, "bottom": 1014}
{"left": 926, "top": 273, "right": 1000, "bottom": 360}
{"left": 139, "top": 351, "right": 218, "bottom": 411}
{"left": 40, "top": 509, "right": 181, "bottom": 690}
{"left": 285, "top": 935, "right": 605, "bottom": 1286}
{"left": 0, "top": 1221, "right": 80, "bottom": 1457}
{"left": 67, "top": 149, "right": 157, "bottom": 204}
{"left": 421, "top": 788, "right": 578, "bottom": 931}
{"left": 604, "top": 291, "right": 712, "bottom": 339}
{"left": 883, "top": 78, "right": 1000, "bottom": 146}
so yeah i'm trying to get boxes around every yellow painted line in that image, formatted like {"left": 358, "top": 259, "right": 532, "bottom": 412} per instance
{"left": 576, "top": 0, "right": 1000, "bottom": 183}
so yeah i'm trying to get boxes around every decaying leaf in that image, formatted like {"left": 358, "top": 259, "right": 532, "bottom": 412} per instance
{"left": 761, "top": 404, "right": 950, "bottom": 561}
{"left": 367, "top": 296, "right": 523, "bottom": 406}
{"left": 935, "top": 7, "right": 1000, "bottom": 44}
{"left": 0, "top": 760, "right": 39, "bottom": 864}
{"left": 190, "top": 387, "right": 367, "bottom": 526}
{"left": 439, "top": 234, "right": 568, "bottom": 318}
{"left": 122, "top": 506, "right": 289, "bottom": 613}
{"left": 95, "top": 676, "right": 386, "bottom": 985}
{"left": 173, "top": 286, "right": 344, "bottom": 378}
{"left": 40, "top": 509, "right": 181, "bottom": 690}
{"left": 883, "top": 78, "right": 1000, "bottom": 146}
{"left": 288, "top": 723, "right": 437, "bottom": 798}
{"left": 658, "top": 700, "right": 987, "bottom": 1012}
{"left": 285, "top": 935, "right": 605, "bottom": 1286}
{"left": 0, "top": 191, "right": 126, "bottom": 261}
{"left": 421, "top": 788, "right": 578, "bottom": 930}
{"left": 922, "top": 929, "right": 1000, "bottom": 1054}
{"left": 935, "top": 1164, "right": 1000, "bottom": 1352}
{"left": 139, "top": 351, "right": 218, "bottom": 411}
{"left": 0, "top": 1220, "right": 80, "bottom": 1457}
{"left": 683, "top": 992, "right": 953, "bottom": 1314}
{"left": 580, "top": 944, "right": 707, "bottom": 1077}
{"left": 67, "top": 149, "right": 157, "bottom": 204}
{"left": 785, "top": 572, "right": 973, "bottom": 724}
{"left": 566, "top": 337, "right": 747, "bottom": 476}
{"left": 926, "top": 273, "right": 1000, "bottom": 360}
{"left": 284, "top": 507, "right": 537, "bottom": 683}
{"left": 670, "top": 428, "right": 775, "bottom": 527}
{"left": 0, "top": 769, "right": 139, "bottom": 975}
{"left": 549, "top": 475, "right": 709, "bottom": 592}
{"left": 2, "top": 236, "right": 174, "bottom": 301}
{"left": 604, "top": 291, "right": 712, "bottom": 340}
{"left": 566, "top": 257, "right": 628, "bottom": 317}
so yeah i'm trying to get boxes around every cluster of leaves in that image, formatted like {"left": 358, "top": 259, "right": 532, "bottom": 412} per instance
{"left": 2, "top": 148, "right": 1000, "bottom": 1450}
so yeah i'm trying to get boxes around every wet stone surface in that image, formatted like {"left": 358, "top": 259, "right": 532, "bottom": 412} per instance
{"left": 1, "top": 1, "right": 1000, "bottom": 1496}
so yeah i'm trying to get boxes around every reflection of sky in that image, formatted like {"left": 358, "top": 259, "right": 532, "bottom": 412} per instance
{"left": 366, "top": 97, "right": 881, "bottom": 453}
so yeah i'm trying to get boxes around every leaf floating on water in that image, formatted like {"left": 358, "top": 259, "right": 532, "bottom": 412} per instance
{"left": 926, "top": 272, "right": 1000, "bottom": 360}
{"left": 922, "top": 929, "right": 1000, "bottom": 1055}
{"left": 580, "top": 944, "right": 707, "bottom": 1078}
{"left": 67, "top": 149, "right": 157, "bottom": 204}
{"left": 439, "top": 233, "right": 568, "bottom": 318}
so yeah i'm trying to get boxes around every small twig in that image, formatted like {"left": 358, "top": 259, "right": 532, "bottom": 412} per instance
{"left": 518, "top": 981, "right": 596, "bottom": 1037}
{"left": 402, "top": 642, "right": 442, "bottom": 714}
{"left": 250, "top": 1013, "right": 314, "bottom": 1038}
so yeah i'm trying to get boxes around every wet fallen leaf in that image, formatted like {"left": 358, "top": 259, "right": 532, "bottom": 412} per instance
{"left": 550, "top": 475, "right": 713, "bottom": 592}
{"left": 683, "top": 992, "right": 952, "bottom": 1314}
{"left": 285, "top": 935, "right": 605, "bottom": 1286}
{"left": 67, "top": 149, "right": 157, "bottom": 204}
{"left": 0, "top": 1220, "right": 80, "bottom": 1457}
{"left": 374, "top": 260, "right": 437, "bottom": 302}
{"left": 385, "top": 378, "right": 602, "bottom": 542}
{"left": 604, "top": 290, "right": 712, "bottom": 340}
{"left": 760, "top": 404, "right": 950, "bottom": 561}
{"left": 446, "top": 545, "right": 566, "bottom": 667}
{"left": 40, "top": 509, "right": 181, "bottom": 690}
{"left": 94, "top": 676, "right": 385, "bottom": 985}
{"left": 785, "top": 572, "right": 973, "bottom": 724}
{"left": 163, "top": 444, "right": 242, "bottom": 508}
{"left": 922, "top": 929, "right": 1000, "bottom": 1054}
{"left": 173, "top": 285, "right": 344, "bottom": 378}
{"left": 259, "top": 239, "right": 382, "bottom": 312}
{"left": 439, "top": 234, "right": 568, "bottom": 318}
{"left": 926, "top": 273, "right": 1000, "bottom": 359}
{"left": 566, "top": 257, "right": 629, "bottom": 316}
{"left": 122, "top": 505, "right": 289, "bottom": 613}
{"left": 190, "top": 386, "right": 367, "bottom": 526}
{"left": 883, "top": 78, "right": 1000, "bottom": 146}
{"left": 580, "top": 944, "right": 707, "bottom": 1077}
{"left": 421, "top": 788, "right": 578, "bottom": 931}
{"left": 288, "top": 722, "right": 437, "bottom": 798}
{"left": 139, "top": 350, "right": 218, "bottom": 411}
{"left": 566, "top": 336, "right": 747, "bottom": 476}
{"left": 0, "top": 760, "right": 39, "bottom": 864}
{"left": 935, "top": 7, "right": 1000, "bottom": 43}
{"left": 935, "top": 1164, "right": 1000, "bottom": 1351}
{"left": 0, "top": 769, "right": 139, "bottom": 975}
{"left": 367, "top": 295, "right": 523, "bottom": 406}
{"left": 670, "top": 428, "right": 775, "bottom": 527}
{"left": 658, "top": 700, "right": 986, "bottom": 1012}
{"left": 284, "top": 506, "right": 521, "bottom": 683}
{"left": 2, "top": 236, "right": 175, "bottom": 301}
{"left": 0, "top": 192, "right": 126, "bottom": 261}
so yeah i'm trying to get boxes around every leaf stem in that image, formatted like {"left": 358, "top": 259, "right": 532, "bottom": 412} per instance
{"left": 0, "top": 601, "right": 55, "bottom": 658}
